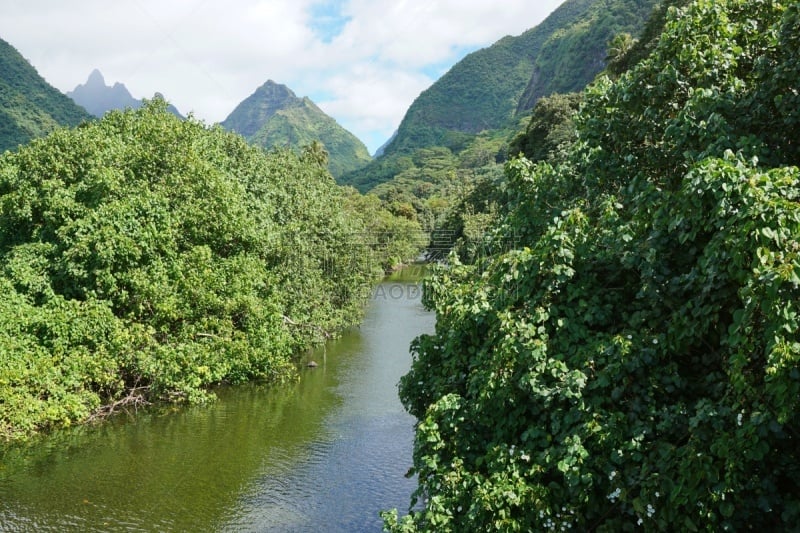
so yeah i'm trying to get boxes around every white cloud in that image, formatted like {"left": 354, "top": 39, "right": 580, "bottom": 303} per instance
{"left": 313, "top": 63, "right": 433, "bottom": 151}
{"left": 0, "top": 0, "right": 563, "bottom": 153}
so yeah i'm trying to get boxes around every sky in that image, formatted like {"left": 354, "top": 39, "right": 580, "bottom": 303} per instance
{"left": 1, "top": 0, "right": 563, "bottom": 154}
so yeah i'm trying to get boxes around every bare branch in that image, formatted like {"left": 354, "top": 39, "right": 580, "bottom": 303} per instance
{"left": 87, "top": 386, "right": 151, "bottom": 423}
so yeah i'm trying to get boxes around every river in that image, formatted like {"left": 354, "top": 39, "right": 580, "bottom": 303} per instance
{"left": 0, "top": 271, "right": 433, "bottom": 532}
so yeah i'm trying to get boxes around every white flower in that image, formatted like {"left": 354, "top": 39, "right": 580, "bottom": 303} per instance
{"left": 737, "top": 412, "right": 743, "bottom": 426}
{"left": 646, "top": 504, "right": 655, "bottom": 517}
{"left": 607, "top": 488, "right": 621, "bottom": 501}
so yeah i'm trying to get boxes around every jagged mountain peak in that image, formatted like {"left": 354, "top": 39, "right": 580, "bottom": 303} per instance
{"left": 223, "top": 80, "right": 300, "bottom": 138}
{"left": 67, "top": 70, "right": 139, "bottom": 117}
{"left": 67, "top": 69, "right": 182, "bottom": 119}
{"left": 257, "top": 79, "right": 296, "bottom": 96}
{"left": 87, "top": 68, "right": 105, "bottom": 86}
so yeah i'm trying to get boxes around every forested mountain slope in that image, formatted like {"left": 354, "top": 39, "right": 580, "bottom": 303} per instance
{"left": 342, "top": 0, "right": 657, "bottom": 191}
{"left": 0, "top": 37, "right": 91, "bottom": 153}
{"left": 222, "top": 80, "right": 371, "bottom": 180}
{"left": 515, "top": 0, "right": 659, "bottom": 111}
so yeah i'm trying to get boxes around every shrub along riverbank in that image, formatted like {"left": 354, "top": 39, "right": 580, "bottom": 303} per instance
{"left": 0, "top": 100, "right": 387, "bottom": 442}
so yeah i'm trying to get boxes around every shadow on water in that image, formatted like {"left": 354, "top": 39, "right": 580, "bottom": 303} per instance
{"left": 0, "top": 271, "right": 433, "bottom": 532}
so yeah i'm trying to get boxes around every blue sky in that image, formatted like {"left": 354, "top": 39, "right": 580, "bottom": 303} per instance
{"left": 1, "top": 0, "right": 563, "bottom": 154}
{"left": 308, "top": 0, "right": 351, "bottom": 43}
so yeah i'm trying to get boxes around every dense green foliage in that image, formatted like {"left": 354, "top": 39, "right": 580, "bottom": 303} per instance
{"left": 341, "top": 187, "right": 427, "bottom": 272}
{"left": 386, "top": 1, "right": 800, "bottom": 530}
{"left": 606, "top": 0, "right": 693, "bottom": 75}
{"left": 369, "top": 144, "right": 502, "bottom": 224}
{"left": 222, "top": 80, "right": 371, "bottom": 180}
{"left": 0, "top": 37, "right": 92, "bottom": 153}
{"left": 0, "top": 101, "right": 382, "bottom": 441}
{"left": 508, "top": 92, "right": 582, "bottom": 163}
{"left": 429, "top": 92, "right": 583, "bottom": 263}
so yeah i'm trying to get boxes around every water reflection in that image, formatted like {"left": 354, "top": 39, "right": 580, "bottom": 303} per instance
{"left": 0, "top": 276, "right": 433, "bottom": 532}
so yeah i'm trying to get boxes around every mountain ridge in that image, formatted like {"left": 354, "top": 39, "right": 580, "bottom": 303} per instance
{"left": 67, "top": 69, "right": 183, "bottom": 118}
{"left": 341, "top": 0, "right": 658, "bottom": 191}
{"left": 381, "top": 0, "right": 598, "bottom": 157}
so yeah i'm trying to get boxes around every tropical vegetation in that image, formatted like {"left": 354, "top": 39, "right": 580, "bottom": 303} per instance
{"left": 0, "top": 100, "right": 395, "bottom": 442}
{"left": 385, "top": 0, "right": 800, "bottom": 530}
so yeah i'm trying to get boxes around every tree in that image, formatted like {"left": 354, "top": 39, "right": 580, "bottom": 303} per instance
{"left": 605, "top": 32, "right": 637, "bottom": 72}
{"left": 507, "top": 92, "right": 582, "bottom": 163}
{"left": 302, "top": 139, "right": 329, "bottom": 167}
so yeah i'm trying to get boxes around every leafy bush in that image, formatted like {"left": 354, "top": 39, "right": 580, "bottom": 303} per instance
{"left": 0, "top": 100, "right": 379, "bottom": 441}
{"left": 387, "top": 1, "right": 800, "bottom": 530}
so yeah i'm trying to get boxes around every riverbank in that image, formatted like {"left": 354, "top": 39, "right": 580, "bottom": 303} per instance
{"left": 0, "top": 275, "right": 433, "bottom": 531}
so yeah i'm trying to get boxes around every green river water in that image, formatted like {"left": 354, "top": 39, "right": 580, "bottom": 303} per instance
{"left": 0, "top": 271, "right": 433, "bottom": 532}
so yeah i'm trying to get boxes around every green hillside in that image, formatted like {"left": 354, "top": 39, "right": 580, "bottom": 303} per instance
{"left": 387, "top": 0, "right": 595, "bottom": 154}
{"left": 0, "top": 37, "right": 92, "bottom": 153}
{"left": 222, "top": 80, "right": 371, "bottom": 179}
{"left": 516, "top": 0, "right": 657, "bottom": 111}
{"left": 341, "top": 0, "right": 657, "bottom": 192}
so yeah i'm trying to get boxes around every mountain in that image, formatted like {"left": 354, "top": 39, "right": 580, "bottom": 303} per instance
{"left": 393, "top": 0, "right": 658, "bottom": 153}
{"left": 221, "top": 80, "right": 371, "bottom": 179}
{"left": 67, "top": 69, "right": 139, "bottom": 116}
{"left": 515, "top": 0, "right": 661, "bottom": 112}
{"left": 0, "top": 36, "right": 92, "bottom": 153}
{"left": 67, "top": 69, "right": 183, "bottom": 118}
{"left": 341, "top": 0, "right": 658, "bottom": 191}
